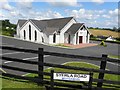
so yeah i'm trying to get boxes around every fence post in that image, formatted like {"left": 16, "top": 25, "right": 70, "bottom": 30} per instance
{"left": 88, "top": 72, "right": 93, "bottom": 90}
{"left": 50, "top": 70, "right": 54, "bottom": 90}
{"left": 38, "top": 48, "right": 44, "bottom": 85}
{"left": 97, "top": 54, "right": 107, "bottom": 88}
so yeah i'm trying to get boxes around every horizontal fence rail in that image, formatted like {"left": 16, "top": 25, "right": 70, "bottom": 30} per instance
{"left": 1, "top": 65, "right": 51, "bottom": 76}
{"left": 1, "top": 73, "right": 41, "bottom": 83}
{"left": 43, "top": 62, "right": 120, "bottom": 75}
{"left": 1, "top": 56, "right": 38, "bottom": 64}
{"left": 1, "top": 46, "right": 120, "bottom": 90}
{"left": 93, "top": 79, "right": 120, "bottom": 85}
{"left": 0, "top": 46, "right": 120, "bottom": 63}
{"left": 0, "top": 46, "right": 38, "bottom": 54}
{"left": 1, "top": 56, "right": 120, "bottom": 75}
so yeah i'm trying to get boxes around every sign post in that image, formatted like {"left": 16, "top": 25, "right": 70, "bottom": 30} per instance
{"left": 50, "top": 70, "right": 54, "bottom": 90}
{"left": 53, "top": 72, "right": 90, "bottom": 82}
{"left": 50, "top": 70, "right": 93, "bottom": 89}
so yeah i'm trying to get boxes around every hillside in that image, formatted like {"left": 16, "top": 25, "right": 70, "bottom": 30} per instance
{"left": 89, "top": 29, "right": 120, "bottom": 38}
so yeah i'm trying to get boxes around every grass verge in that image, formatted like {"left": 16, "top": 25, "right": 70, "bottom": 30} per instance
{"left": 49, "top": 44, "right": 71, "bottom": 48}
{"left": 108, "top": 55, "right": 120, "bottom": 59}
{"left": 55, "top": 44, "right": 71, "bottom": 48}
{"left": 1, "top": 76, "right": 45, "bottom": 89}
{"left": 27, "top": 62, "right": 119, "bottom": 89}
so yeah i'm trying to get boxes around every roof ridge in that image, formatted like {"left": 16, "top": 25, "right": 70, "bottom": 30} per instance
{"left": 18, "top": 19, "right": 27, "bottom": 21}
{"left": 41, "top": 17, "right": 73, "bottom": 21}
{"left": 73, "top": 23, "right": 84, "bottom": 24}
{"left": 18, "top": 17, "right": 74, "bottom": 22}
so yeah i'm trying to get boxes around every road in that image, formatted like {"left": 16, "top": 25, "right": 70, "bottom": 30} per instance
{"left": 0, "top": 35, "right": 119, "bottom": 76}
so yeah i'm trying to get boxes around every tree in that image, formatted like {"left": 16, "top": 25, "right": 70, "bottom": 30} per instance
{"left": 1, "top": 20, "right": 16, "bottom": 37}
{"left": 118, "top": 27, "right": 120, "bottom": 32}
{"left": 113, "top": 27, "right": 117, "bottom": 31}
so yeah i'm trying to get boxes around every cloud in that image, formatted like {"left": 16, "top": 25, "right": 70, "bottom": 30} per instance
{"left": 10, "top": 11, "right": 20, "bottom": 16}
{"left": 109, "top": 9, "right": 118, "bottom": 15}
{"left": 1, "top": 0, "right": 63, "bottom": 23}
{"left": 2, "top": 4, "right": 12, "bottom": 11}
{"left": 16, "top": 0, "right": 34, "bottom": 9}
{"left": 0, "top": 12, "right": 5, "bottom": 18}
{"left": 1, "top": 1, "right": 118, "bottom": 28}
{"left": 45, "top": 0, "right": 81, "bottom": 7}
{"left": 91, "top": 0, "right": 104, "bottom": 4}
{"left": 34, "top": 10, "right": 63, "bottom": 20}
{"left": 68, "top": 8, "right": 118, "bottom": 28}
{"left": 0, "top": 0, "right": 13, "bottom": 11}
{"left": 53, "top": 11, "right": 63, "bottom": 18}
{"left": 97, "top": 9, "right": 106, "bottom": 14}
{"left": 70, "top": 8, "right": 101, "bottom": 20}
{"left": 102, "top": 15, "right": 110, "bottom": 18}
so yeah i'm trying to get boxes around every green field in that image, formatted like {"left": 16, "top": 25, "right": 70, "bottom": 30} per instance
{"left": 89, "top": 29, "right": 120, "bottom": 38}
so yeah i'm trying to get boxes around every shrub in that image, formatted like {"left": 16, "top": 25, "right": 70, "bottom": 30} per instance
{"left": 100, "top": 41, "right": 107, "bottom": 47}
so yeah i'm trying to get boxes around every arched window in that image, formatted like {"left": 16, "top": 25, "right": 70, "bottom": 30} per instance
{"left": 24, "top": 30, "right": 26, "bottom": 39}
{"left": 53, "top": 33, "right": 56, "bottom": 43}
{"left": 42, "top": 37, "right": 44, "bottom": 43}
{"left": 68, "top": 34, "right": 70, "bottom": 44}
{"left": 35, "top": 30, "right": 37, "bottom": 41}
{"left": 29, "top": 25, "right": 31, "bottom": 40}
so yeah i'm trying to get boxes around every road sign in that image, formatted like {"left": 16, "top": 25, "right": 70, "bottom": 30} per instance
{"left": 53, "top": 73, "right": 90, "bottom": 81}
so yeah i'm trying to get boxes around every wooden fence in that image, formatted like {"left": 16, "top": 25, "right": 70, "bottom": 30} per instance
{"left": 0, "top": 46, "right": 120, "bottom": 90}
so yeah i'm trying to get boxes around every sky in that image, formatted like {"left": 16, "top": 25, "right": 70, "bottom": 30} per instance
{"left": 0, "top": 0, "right": 119, "bottom": 28}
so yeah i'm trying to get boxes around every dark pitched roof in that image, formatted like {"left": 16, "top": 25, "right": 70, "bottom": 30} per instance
{"left": 65, "top": 23, "right": 84, "bottom": 34}
{"left": 17, "top": 20, "right": 27, "bottom": 27}
{"left": 41, "top": 17, "right": 73, "bottom": 30}
{"left": 30, "top": 19, "right": 47, "bottom": 31}
{"left": 44, "top": 27, "right": 59, "bottom": 35}
{"left": 18, "top": 17, "right": 74, "bottom": 34}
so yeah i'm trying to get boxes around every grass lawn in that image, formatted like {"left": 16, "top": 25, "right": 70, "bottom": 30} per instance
{"left": 1, "top": 62, "right": 119, "bottom": 89}
{"left": 0, "top": 30, "right": 2, "bottom": 35}
{"left": 50, "top": 44, "right": 71, "bottom": 48}
{"left": 55, "top": 44, "right": 70, "bottom": 48}
{"left": 108, "top": 55, "right": 120, "bottom": 59}
{"left": 27, "top": 62, "right": 119, "bottom": 89}
{"left": 27, "top": 62, "right": 119, "bottom": 81}
{"left": 1, "top": 76, "right": 45, "bottom": 89}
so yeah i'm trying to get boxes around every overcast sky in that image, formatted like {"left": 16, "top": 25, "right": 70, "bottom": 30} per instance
{"left": 0, "top": 0, "right": 119, "bottom": 28}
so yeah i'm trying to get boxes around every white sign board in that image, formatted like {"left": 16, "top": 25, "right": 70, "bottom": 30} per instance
{"left": 53, "top": 73, "right": 90, "bottom": 81}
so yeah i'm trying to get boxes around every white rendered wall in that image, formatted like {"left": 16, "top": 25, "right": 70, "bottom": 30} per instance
{"left": 43, "top": 33, "right": 49, "bottom": 44}
{"left": 74, "top": 26, "right": 90, "bottom": 44}
{"left": 64, "top": 33, "right": 75, "bottom": 44}
{"left": 64, "top": 33, "right": 68, "bottom": 43}
{"left": 87, "top": 34, "right": 90, "bottom": 43}
{"left": 60, "top": 18, "right": 77, "bottom": 43}
{"left": 49, "top": 35, "right": 53, "bottom": 44}
{"left": 16, "top": 24, "right": 20, "bottom": 37}
{"left": 78, "top": 29, "right": 87, "bottom": 43}
{"left": 56, "top": 35, "right": 60, "bottom": 44}
{"left": 73, "top": 34, "right": 76, "bottom": 45}
{"left": 19, "top": 21, "right": 43, "bottom": 43}
{"left": 49, "top": 34, "right": 60, "bottom": 44}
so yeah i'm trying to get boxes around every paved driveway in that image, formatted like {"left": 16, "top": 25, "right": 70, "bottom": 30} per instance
{"left": 0, "top": 36, "right": 119, "bottom": 75}
{"left": 1, "top": 36, "right": 119, "bottom": 57}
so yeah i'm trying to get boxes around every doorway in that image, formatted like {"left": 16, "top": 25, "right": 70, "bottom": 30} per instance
{"left": 53, "top": 34, "right": 56, "bottom": 43}
{"left": 68, "top": 34, "right": 70, "bottom": 44}
{"left": 79, "top": 36, "right": 83, "bottom": 43}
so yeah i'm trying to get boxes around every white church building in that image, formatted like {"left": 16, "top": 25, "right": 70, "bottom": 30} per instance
{"left": 16, "top": 17, "right": 90, "bottom": 45}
